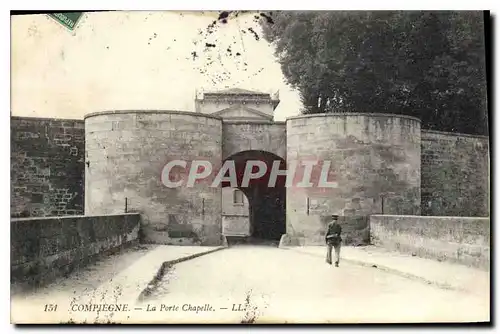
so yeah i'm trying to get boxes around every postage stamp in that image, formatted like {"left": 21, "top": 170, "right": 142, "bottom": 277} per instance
{"left": 9, "top": 10, "right": 491, "bottom": 325}
{"left": 47, "top": 12, "right": 84, "bottom": 31}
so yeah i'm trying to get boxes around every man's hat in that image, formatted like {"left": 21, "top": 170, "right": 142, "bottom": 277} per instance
{"left": 331, "top": 215, "right": 339, "bottom": 219}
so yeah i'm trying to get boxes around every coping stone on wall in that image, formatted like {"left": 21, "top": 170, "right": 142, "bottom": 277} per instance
{"left": 285, "top": 113, "right": 422, "bottom": 124}
{"left": 84, "top": 110, "right": 223, "bottom": 121}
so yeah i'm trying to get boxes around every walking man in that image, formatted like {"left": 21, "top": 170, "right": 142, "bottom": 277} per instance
{"left": 325, "top": 215, "right": 342, "bottom": 267}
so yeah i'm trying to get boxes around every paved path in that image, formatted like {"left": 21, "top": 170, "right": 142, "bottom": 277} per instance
{"left": 141, "top": 246, "right": 489, "bottom": 324}
{"left": 285, "top": 246, "right": 490, "bottom": 295}
{"left": 10, "top": 245, "right": 490, "bottom": 324}
{"left": 10, "top": 244, "right": 223, "bottom": 324}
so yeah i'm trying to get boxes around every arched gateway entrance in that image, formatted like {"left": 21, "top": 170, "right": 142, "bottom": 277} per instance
{"left": 221, "top": 150, "right": 286, "bottom": 244}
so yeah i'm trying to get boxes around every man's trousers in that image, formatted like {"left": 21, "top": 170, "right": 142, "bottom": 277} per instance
{"left": 326, "top": 242, "right": 341, "bottom": 265}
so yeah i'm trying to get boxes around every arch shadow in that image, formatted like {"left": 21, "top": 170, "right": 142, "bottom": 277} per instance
{"left": 221, "top": 150, "right": 286, "bottom": 244}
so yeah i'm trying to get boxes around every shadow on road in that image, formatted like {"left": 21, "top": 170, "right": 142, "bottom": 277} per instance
{"left": 226, "top": 236, "right": 279, "bottom": 247}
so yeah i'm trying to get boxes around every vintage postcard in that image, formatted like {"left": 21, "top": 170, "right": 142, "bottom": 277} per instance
{"left": 10, "top": 10, "right": 490, "bottom": 324}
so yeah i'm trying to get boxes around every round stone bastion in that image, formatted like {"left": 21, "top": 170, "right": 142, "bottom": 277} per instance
{"left": 84, "top": 110, "right": 224, "bottom": 246}
{"left": 284, "top": 113, "right": 421, "bottom": 245}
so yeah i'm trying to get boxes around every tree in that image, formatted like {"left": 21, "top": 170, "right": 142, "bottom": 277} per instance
{"left": 260, "top": 11, "right": 488, "bottom": 135}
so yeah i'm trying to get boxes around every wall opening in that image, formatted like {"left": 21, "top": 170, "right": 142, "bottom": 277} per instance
{"left": 221, "top": 150, "right": 286, "bottom": 245}
{"left": 233, "top": 189, "right": 244, "bottom": 205}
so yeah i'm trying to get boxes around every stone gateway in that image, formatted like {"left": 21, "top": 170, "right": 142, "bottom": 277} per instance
{"left": 11, "top": 88, "right": 490, "bottom": 246}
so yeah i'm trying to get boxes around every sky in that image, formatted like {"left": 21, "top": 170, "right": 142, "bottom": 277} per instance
{"left": 11, "top": 11, "right": 303, "bottom": 121}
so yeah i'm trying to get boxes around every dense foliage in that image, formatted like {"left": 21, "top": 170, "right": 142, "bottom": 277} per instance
{"left": 260, "top": 11, "right": 488, "bottom": 135}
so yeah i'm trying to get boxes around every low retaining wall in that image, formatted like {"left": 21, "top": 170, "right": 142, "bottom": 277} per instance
{"left": 222, "top": 214, "right": 250, "bottom": 236}
{"left": 11, "top": 213, "right": 141, "bottom": 288}
{"left": 370, "top": 215, "right": 490, "bottom": 269}
{"left": 280, "top": 215, "right": 370, "bottom": 247}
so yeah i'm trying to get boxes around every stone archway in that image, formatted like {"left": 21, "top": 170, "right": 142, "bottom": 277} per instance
{"left": 221, "top": 150, "right": 286, "bottom": 243}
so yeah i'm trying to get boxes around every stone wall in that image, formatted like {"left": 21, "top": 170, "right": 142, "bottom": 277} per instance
{"left": 195, "top": 97, "right": 275, "bottom": 116}
{"left": 421, "top": 130, "right": 489, "bottom": 217}
{"left": 84, "top": 111, "right": 223, "bottom": 246}
{"left": 370, "top": 215, "right": 490, "bottom": 269}
{"left": 11, "top": 114, "right": 490, "bottom": 249}
{"left": 222, "top": 188, "right": 249, "bottom": 216}
{"left": 285, "top": 113, "right": 421, "bottom": 244}
{"left": 11, "top": 213, "right": 140, "bottom": 288}
{"left": 222, "top": 215, "right": 251, "bottom": 236}
{"left": 222, "top": 188, "right": 250, "bottom": 236}
{"left": 279, "top": 215, "right": 370, "bottom": 247}
{"left": 11, "top": 117, "right": 85, "bottom": 218}
{"left": 222, "top": 121, "right": 287, "bottom": 160}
